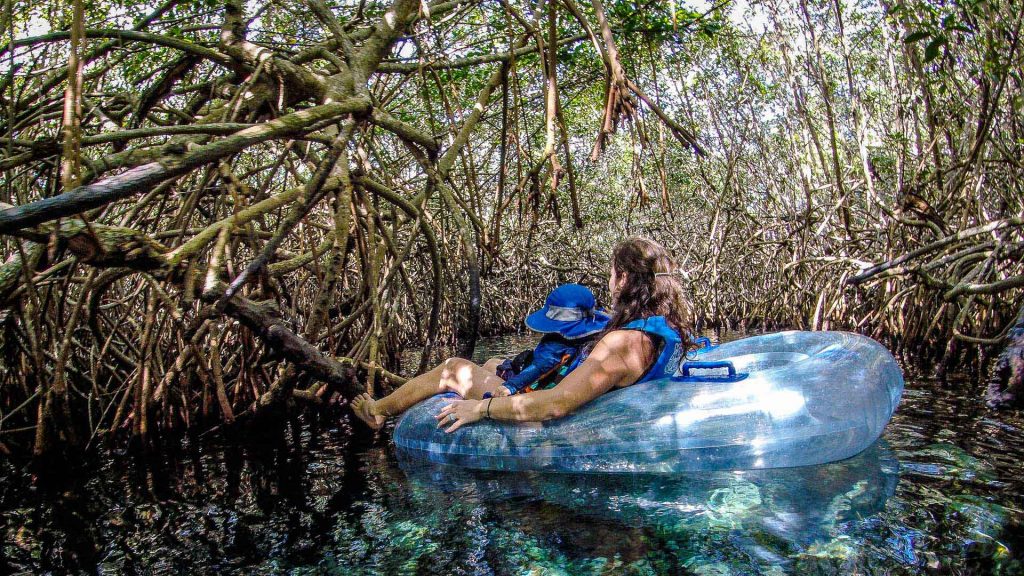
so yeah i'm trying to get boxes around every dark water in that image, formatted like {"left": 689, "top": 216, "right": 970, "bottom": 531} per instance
{"left": 2, "top": 333, "right": 1023, "bottom": 575}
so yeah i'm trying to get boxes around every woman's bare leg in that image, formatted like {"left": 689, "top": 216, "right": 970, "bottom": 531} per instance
{"left": 481, "top": 357, "right": 503, "bottom": 373}
{"left": 480, "top": 357, "right": 512, "bottom": 396}
{"left": 351, "top": 357, "right": 506, "bottom": 429}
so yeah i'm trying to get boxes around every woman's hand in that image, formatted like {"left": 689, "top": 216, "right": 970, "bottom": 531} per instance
{"left": 435, "top": 398, "right": 484, "bottom": 433}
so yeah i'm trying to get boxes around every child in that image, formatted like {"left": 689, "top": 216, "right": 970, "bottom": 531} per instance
{"left": 491, "top": 284, "right": 610, "bottom": 396}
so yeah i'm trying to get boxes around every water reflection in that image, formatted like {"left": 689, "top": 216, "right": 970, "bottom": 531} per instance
{"left": 3, "top": 417, "right": 1022, "bottom": 575}
{"left": 399, "top": 441, "right": 899, "bottom": 552}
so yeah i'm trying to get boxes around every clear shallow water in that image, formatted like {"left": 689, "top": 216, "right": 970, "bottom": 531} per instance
{"left": 2, "top": 333, "right": 1023, "bottom": 575}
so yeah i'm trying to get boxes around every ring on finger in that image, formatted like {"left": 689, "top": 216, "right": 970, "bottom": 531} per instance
{"left": 448, "top": 413, "right": 456, "bottom": 422}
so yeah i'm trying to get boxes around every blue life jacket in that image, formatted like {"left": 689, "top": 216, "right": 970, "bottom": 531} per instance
{"left": 501, "top": 336, "right": 581, "bottom": 395}
{"left": 621, "top": 316, "right": 684, "bottom": 383}
{"left": 563, "top": 315, "right": 684, "bottom": 384}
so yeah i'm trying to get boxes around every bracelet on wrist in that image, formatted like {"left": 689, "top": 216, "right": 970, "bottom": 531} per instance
{"left": 485, "top": 397, "right": 494, "bottom": 419}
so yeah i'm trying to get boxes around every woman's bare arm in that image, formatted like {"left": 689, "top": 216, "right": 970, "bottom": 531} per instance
{"left": 436, "top": 330, "right": 652, "bottom": 431}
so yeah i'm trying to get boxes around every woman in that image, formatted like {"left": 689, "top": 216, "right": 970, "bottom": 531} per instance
{"left": 351, "top": 237, "right": 692, "bottom": 432}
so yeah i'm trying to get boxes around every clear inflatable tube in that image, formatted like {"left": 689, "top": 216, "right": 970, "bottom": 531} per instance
{"left": 393, "top": 331, "right": 904, "bottom": 472}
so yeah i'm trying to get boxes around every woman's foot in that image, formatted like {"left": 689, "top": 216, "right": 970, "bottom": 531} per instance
{"left": 351, "top": 393, "right": 386, "bottom": 430}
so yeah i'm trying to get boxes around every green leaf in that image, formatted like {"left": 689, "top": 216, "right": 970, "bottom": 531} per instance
{"left": 701, "top": 21, "right": 723, "bottom": 37}
{"left": 923, "top": 35, "right": 946, "bottom": 63}
{"left": 904, "top": 30, "right": 931, "bottom": 43}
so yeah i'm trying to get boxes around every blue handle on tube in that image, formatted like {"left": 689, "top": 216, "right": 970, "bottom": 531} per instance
{"left": 673, "top": 360, "right": 748, "bottom": 383}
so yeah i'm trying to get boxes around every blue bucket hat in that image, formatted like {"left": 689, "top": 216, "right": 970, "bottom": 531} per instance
{"left": 525, "top": 284, "right": 611, "bottom": 339}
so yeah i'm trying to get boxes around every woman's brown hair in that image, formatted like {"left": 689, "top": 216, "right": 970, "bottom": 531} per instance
{"left": 601, "top": 237, "right": 694, "bottom": 366}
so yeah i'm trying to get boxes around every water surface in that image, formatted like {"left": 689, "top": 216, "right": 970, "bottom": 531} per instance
{"left": 2, "top": 333, "right": 1022, "bottom": 574}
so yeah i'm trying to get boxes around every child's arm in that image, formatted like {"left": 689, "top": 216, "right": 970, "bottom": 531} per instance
{"left": 500, "top": 341, "right": 573, "bottom": 394}
{"left": 501, "top": 364, "right": 547, "bottom": 394}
